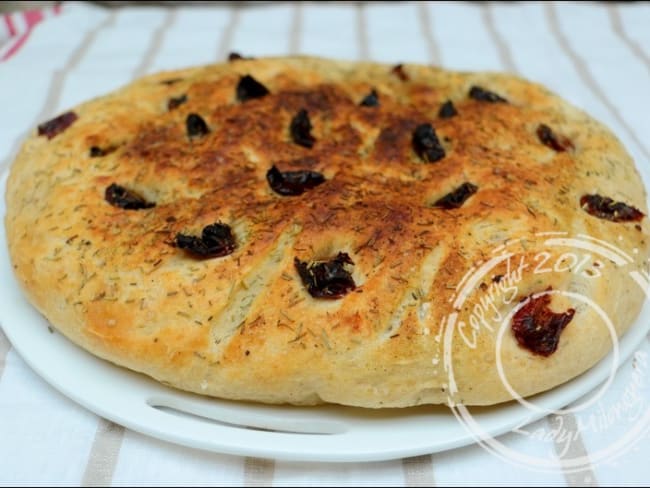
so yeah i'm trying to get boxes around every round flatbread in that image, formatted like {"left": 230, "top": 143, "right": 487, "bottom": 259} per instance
{"left": 5, "top": 56, "right": 649, "bottom": 407}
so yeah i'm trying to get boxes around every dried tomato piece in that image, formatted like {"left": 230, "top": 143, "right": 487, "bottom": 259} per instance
{"left": 89, "top": 145, "right": 117, "bottom": 158}
{"left": 391, "top": 64, "right": 409, "bottom": 81}
{"left": 160, "top": 78, "right": 183, "bottom": 85}
{"left": 580, "top": 194, "right": 644, "bottom": 222}
{"left": 105, "top": 183, "right": 155, "bottom": 210}
{"left": 175, "top": 222, "right": 236, "bottom": 259}
{"left": 469, "top": 86, "right": 508, "bottom": 103}
{"left": 512, "top": 291, "right": 575, "bottom": 357}
{"left": 294, "top": 252, "right": 356, "bottom": 299}
{"left": 438, "top": 100, "right": 458, "bottom": 118}
{"left": 412, "top": 123, "right": 445, "bottom": 163}
{"left": 168, "top": 94, "right": 188, "bottom": 111}
{"left": 360, "top": 89, "right": 379, "bottom": 107}
{"left": 434, "top": 182, "right": 478, "bottom": 209}
{"left": 37, "top": 111, "right": 78, "bottom": 140}
{"left": 186, "top": 113, "right": 209, "bottom": 138}
{"left": 536, "top": 124, "right": 573, "bottom": 152}
{"left": 236, "top": 74, "right": 270, "bottom": 102}
{"left": 290, "top": 109, "right": 316, "bottom": 148}
{"left": 266, "top": 165, "right": 325, "bottom": 196}
{"left": 228, "top": 52, "right": 254, "bottom": 61}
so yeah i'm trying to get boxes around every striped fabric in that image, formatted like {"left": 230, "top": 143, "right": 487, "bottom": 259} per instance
{"left": 0, "top": 4, "right": 62, "bottom": 62}
{"left": 1, "top": 2, "right": 649, "bottom": 485}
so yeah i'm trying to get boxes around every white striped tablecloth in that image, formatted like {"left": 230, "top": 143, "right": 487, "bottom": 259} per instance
{"left": 1, "top": 1, "right": 649, "bottom": 485}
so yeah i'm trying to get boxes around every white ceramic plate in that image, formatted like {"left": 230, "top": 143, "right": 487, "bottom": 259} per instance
{"left": 1, "top": 169, "right": 649, "bottom": 462}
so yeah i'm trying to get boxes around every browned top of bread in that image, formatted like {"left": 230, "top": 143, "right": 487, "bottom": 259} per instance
{"left": 5, "top": 56, "right": 649, "bottom": 407}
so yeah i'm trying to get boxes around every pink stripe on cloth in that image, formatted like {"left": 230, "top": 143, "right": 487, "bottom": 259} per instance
{"left": 23, "top": 10, "right": 44, "bottom": 29}
{"left": 1, "top": 31, "right": 31, "bottom": 62}
{"left": 3, "top": 14, "right": 17, "bottom": 37}
{"left": 0, "top": 5, "right": 62, "bottom": 62}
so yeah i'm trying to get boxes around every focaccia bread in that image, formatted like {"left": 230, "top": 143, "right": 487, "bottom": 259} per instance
{"left": 5, "top": 56, "right": 649, "bottom": 407}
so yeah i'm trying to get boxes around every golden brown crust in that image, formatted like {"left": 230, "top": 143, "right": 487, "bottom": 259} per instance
{"left": 5, "top": 56, "right": 649, "bottom": 407}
